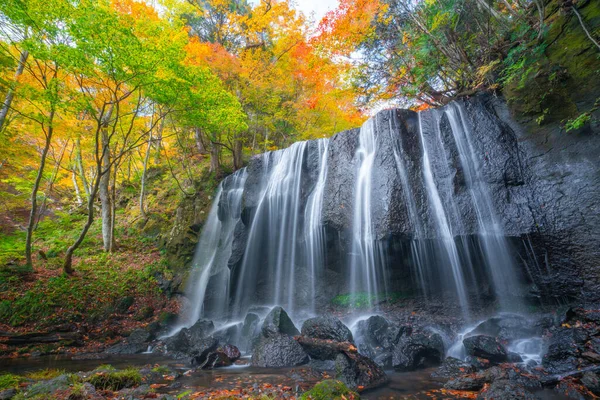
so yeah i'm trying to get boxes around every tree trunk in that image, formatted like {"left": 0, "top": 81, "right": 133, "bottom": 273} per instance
{"left": 100, "top": 126, "right": 113, "bottom": 252}
{"left": 63, "top": 173, "right": 100, "bottom": 274}
{"left": 75, "top": 137, "right": 90, "bottom": 199}
{"left": 25, "top": 116, "right": 53, "bottom": 267}
{"left": 209, "top": 141, "right": 220, "bottom": 175}
{"left": 0, "top": 50, "right": 29, "bottom": 133}
{"left": 139, "top": 129, "right": 153, "bottom": 218}
{"left": 63, "top": 105, "right": 111, "bottom": 273}
{"left": 233, "top": 139, "right": 243, "bottom": 170}
{"left": 72, "top": 170, "right": 83, "bottom": 205}
{"left": 195, "top": 127, "right": 208, "bottom": 154}
{"left": 110, "top": 161, "right": 117, "bottom": 252}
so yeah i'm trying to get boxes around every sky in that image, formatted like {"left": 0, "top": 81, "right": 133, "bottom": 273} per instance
{"left": 293, "top": 0, "right": 339, "bottom": 22}
{"left": 248, "top": 0, "right": 339, "bottom": 23}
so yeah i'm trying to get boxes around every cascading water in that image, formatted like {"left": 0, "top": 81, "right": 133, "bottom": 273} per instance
{"left": 418, "top": 112, "right": 470, "bottom": 313}
{"left": 349, "top": 117, "right": 388, "bottom": 309}
{"left": 446, "top": 104, "right": 521, "bottom": 309}
{"left": 231, "top": 140, "right": 331, "bottom": 318}
{"left": 179, "top": 100, "right": 527, "bottom": 332}
{"left": 173, "top": 169, "right": 247, "bottom": 333}
{"left": 304, "top": 139, "right": 329, "bottom": 313}
{"left": 232, "top": 142, "right": 308, "bottom": 316}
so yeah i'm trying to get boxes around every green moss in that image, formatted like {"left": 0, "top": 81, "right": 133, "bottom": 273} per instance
{"left": 24, "top": 369, "right": 65, "bottom": 381}
{"left": 300, "top": 380, "right": 360, "bottom": 400}
{"left": 151, "top": 365, "right": 171, "bottom": 374}
{"left": 0, "top": 373, "right": 24, "bottom": 390}
{"left": 86, "top": 367, "right": 141, "bottom": 391}
{"left": 93, "top": 364, "right": 117, "bottom": 372}
{"left": 331, "top": 291, "right": 413, "bottom": 309}
{"left": 503, "top": 0, "right": 600, "bottom": 125}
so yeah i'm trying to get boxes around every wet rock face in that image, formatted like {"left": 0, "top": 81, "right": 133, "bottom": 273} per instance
{"left": 477, "top": 380, "right": 539, "bottom": 400}
{"left": 471, "top": 314, "right": 540, "bottom": 342}
{"left": 251, "top": 334, "right": 309, "bottom": 367}
{"left": 463, "top": 335, "right": 508, "bottom": 363}
{"left": 301, "top": 316, "right": 353, "bottom": 343}
{"left": 261, "top": 306, "right": 300, "bottom": 338}
{"left": 335, "top": 352, "right": 388, "bottom": 391}
{"left": 188, "top": 90, "right": 599, "bottom": 312}
{"left": 432, "top": 357, "right": 476, "bottom": 379}
{"left": 392, "top": 332, "right": 445, "bottom": 371}
{"left": 355, "top": 315, "right": 408, "bottom": 367}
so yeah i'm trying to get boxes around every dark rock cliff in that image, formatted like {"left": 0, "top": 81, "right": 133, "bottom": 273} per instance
{"left": 230, "top": 94, "right": 599, "bottom": 306}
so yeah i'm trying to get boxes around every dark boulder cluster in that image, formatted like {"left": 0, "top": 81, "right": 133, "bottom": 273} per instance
{"left": 354, "top": 314, "right": 446, "bottom": 372}
{"left": 295, "top": 314, "right": 387, "bottom": 391}
{"left": 430, "top": 308, "right": 600, "bottom": 399}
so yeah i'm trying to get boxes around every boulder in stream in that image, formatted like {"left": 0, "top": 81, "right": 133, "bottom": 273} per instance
{"left": 335, "top": 351, "right": 388, "bottom": 391}
{"left": 105, "top": 328, "right": 152, "bottom": 354}
{"left": 354, "top": 315, "right": 408, "bottom": 366}
{"left": 463, "top": 335, "right": 508, "bottom": 363}
{"left": 251, "top": 334, "right": 309, "bottom": 367}
{"left": 392, "top": 332, "right": 445, "bottom": 371}
{"left": 301, "top": 316, "right": 353, "bottom": 342}
{"left": 261, "top": 306, "right": 300, "bottom": 338}
{"left": 477, "top": 380, "right": 539, "bottom": 400}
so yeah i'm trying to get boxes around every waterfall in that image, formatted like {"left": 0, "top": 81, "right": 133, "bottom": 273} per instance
{"left": 304, "top": 139, "right": 330, "bottom": 313}
{"left": 232, "top": 141, "right": 331, "bottom": 317}
{"left": 349, "top": 117, "right": 388, "bottom": 308}
{"left": 418, "top": 113, "right": 469, "bottom": 313}
{"left": 445, "top": 104, "right": 521, "bottom": 309}
{"left": 173, "top": 169, "right": 247, "bottom": 333}
{"left": 178, "top": 100, "right": 526, "bottom": 329}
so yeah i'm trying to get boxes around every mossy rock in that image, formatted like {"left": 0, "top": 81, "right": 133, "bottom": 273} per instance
{"left": 85, "top": 368, "right": 141, "bottom": 391}
{"left": 135, "top": 305, "right": 154, "bottom": 321}
{"left": 300, "top": 380, "right": 360, "bottom": 400}
{"left": 158, "top": 311, "right": 178, "bottom": 325}
{"left": 115, "top": 296, "right": 135, "bottom": 314}
{"left": 504, "top": 0, "right": 600, "bottom": 125}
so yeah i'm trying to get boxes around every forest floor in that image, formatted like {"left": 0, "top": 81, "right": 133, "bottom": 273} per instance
{"left": 0, "top": 212, "right": 180, "bottom": 359}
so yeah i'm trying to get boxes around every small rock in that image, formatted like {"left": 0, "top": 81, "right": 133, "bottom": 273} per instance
{"left": 335, "top": 352, "right": 388, "bottom": 391}
{"left": 477, "top": 380, "right": 539, "bottom": 399}
{"left": 301, "top": 316, "right": 353, "bottom": 342}
{"left": 261, "top": 307, "right": 299, "bottom": 338}
{"left": 0, "top": 389, "right": 17, "bottom": 400}
{"left": 220, "top": 344, "right": 241, "bottom": 361}
{"left": 392, "top": 332, "right": 445, "bottom": 371}
{"left": 507, "top": 352, "right": 523, "bottom": 363}
{"left": 463, "top": 335, "right": 508, "bottom": 363}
